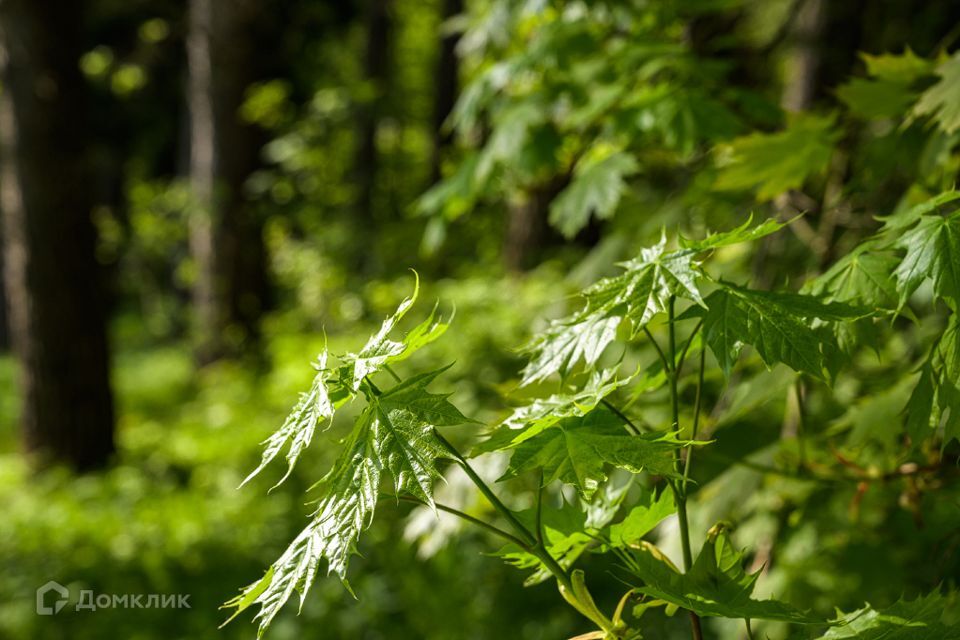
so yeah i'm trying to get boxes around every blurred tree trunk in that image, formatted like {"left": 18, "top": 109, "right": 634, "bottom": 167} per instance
{"left": 354, "top": 0, "right": 392, "bottom": 227}
{"left": 0, "top": 226, "right": 8, "bottom": 350}
{"left": 187, "top": 0, "right": 269, "bottom": 363}
{"left": 430, "top": 0, "right": 463, "bottom": 184}
{"left": 0, "top": 0, "right": 115, "bottom": 470}
{"left": 780, "top": 0, "right": 826, "bottom": 114}
{"left": 503, "top": 179, "right": 567, "bottom": 273}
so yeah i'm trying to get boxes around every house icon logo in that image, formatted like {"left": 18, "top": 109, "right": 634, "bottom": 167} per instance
{"left": 36, "top": 581, "right": 69, "bottom": 615}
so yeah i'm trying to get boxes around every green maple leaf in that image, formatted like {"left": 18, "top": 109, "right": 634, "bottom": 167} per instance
{"left": 911, "top": 51, "right": 960, "bottom": 135}
{"left": 521, "top": 218, "right": 786, "bottom": 385}
{"left": 225, "top": 372, "right": 468, "bottom": 635}
{"left": 816, "top": 591, "right": 960, "bottom": 639}
{"left": 606, "top": 489, "right": 675, "bottom": 548}
{"left": 227, "top": 283, "right": 471, "bottom": 636}
{"left": 549, "top": 150, "right": 639, "bottom": 238}
{"left": 241, "top": 350, "right": 339, "bottom": 489}
{"left": 620, "top": 528, "right": 821, "bottom": 623}
{"left": 242, "top": 277, "right": 450, "bottom": 490}
{"left": 338, "top": 275, "right": 449, "bottom": 391}
{"left": 479, "top": 368, "right": 631, "bottom": 453}
{"left": 520, "top": 313, "right": 623, "bottom": 386}
{"left": 224, "top": 417, "right": 382, "bottom": 635}
{"left": 521, "top": 235, "right": 700, "bottom": 386}
{"left": 837, "top": 49, "right": 934, "bottom": 120}
{"left": 500, "top": 406, "right": 687, "bottom": 498}
{"left": 806, "top": 245, "right": 899, "bottom": 309}
{"left": 680, "top": 214, "right": 786, "bottom": 252}
{"left": 877, "top": 190, "right": 960, "bottom": 232}
{"left": 498, "top": 479, "right": 635, "bottom": 586}
{"left": 686, "top": 283, "right": 867, "bottom": 380}
{"left": 893, "top": 212, "right": 960, "bottom": 310}
{"left": 713, "top": 112, "right": 839, "bottom": 201}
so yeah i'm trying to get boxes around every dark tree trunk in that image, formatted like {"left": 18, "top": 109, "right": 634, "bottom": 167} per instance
{"left": 430, "top": 0, "right": 463, "bottom": 184}
{"left": 187, "top": 0, "right": 270, "bottom": 363}
{"left": 0, "top": 0, "right": 115, "bottom": 470}
{"left": 354, "top": 0, "right": 392, "bottom": 226}
{"left": 503, "top": 180, "right": 565, "bottom": 273}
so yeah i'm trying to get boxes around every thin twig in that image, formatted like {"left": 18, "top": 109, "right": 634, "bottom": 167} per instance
{"left": 644, "top": 325, "right": 671, "bottom": 373}
{"left": 384, "top": 494, "right": 532, "bottom": 549}
{"left": 601, "top": 399, "right": 643, "bottom": 435}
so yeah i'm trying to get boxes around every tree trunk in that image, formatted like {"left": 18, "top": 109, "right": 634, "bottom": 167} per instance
{"left": 780, "top": 0, "right": 826, "bottom": 114}
{"left": 0, "top": 0, "right": 115, "bottom": 470}
{"left": 187, "top": 0, "right": 269, "bottom": 363}
{"left": 0, "top": 226, "right": 8, "bottom": 351}
{"left": 503, "top": 182, "right": 557, "bottom": 273}
{"left": 354, "top": 0, "right": 392, "bottom": 226}
{"left": 430, "top": 0, "right": 463, "bottom": 185}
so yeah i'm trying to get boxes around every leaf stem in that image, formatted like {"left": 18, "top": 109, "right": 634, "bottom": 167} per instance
{"left": 676, "top": 319, "right": 704, "bottom": 377}
{"left": 535, "top": 470, "right": 545, "bottom": 545}
{"left": 432, "top": 429, "right": 575, "bottom": 596}
{"left": 384, "top": 494, "right": 531, "bottom": 549}
{"left": 384, "top": 364, "right": 403, "bottom": 384}
{"left": 644, "top": 325, "right": 672, "bottom": 373}
{"left": 682, "top": 347, "right": 706, "bottom": 493}
{"left": 667, "top": 296, "right": 704, "bottom": 640}
{"left": 363, "top": 376, "right": 382, "bottom": 396}
{"left": 432, "top": 429, "right": 538, "bottom": 548}
{"left": 601, "top": 398, "right": 643, "bottom": 435}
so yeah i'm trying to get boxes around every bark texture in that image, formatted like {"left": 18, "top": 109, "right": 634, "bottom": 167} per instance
{"left": 0, "top": 0, "right": 115, "bottom": 469}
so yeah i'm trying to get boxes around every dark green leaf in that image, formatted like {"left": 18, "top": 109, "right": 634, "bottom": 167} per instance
{"left": 816, "top": 591, "right": 960, "bottom": 639}
{"left": 893, "top": 213, "right": 960, "bottom": 309}
{"left": 620, "top": 528, "right": 821, "bottom": 623}
{"left": 904, "top": 365, "right": 936, "bottom": 442}
{"left": 687, "top": 284, "right": 867, "bottom": 379}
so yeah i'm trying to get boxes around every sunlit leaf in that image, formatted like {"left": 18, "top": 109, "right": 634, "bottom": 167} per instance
{"left": 500, "top": 407, "right": 687, "bottom": 498}
{"left": 241, "top": 351, "right": 337, "bottom": 488}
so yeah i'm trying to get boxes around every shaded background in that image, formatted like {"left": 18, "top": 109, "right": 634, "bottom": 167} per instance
{"left": 1, "top": 0, "right": 960, "bottom": 638}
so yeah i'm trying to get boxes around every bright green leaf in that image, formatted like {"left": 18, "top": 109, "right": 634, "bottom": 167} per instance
{"left": 501, "top": 407, "right": 687, "bottom": 498}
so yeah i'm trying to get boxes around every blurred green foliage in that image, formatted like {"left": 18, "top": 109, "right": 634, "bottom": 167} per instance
{"left": 3, "top": 0, "right": 960, "bottom": 638}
